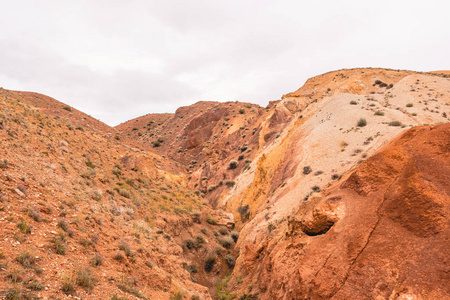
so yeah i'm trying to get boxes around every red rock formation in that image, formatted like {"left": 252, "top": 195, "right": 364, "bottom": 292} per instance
{"left": 231, "top": 123, "right": 450, "bottom": 299}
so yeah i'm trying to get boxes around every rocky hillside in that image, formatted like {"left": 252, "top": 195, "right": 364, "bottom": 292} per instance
{"left": 0, "top": 89, "right": 237, "bottom": 299}
{"left": 1, "top": 68, "right": 449, "bottom": 299}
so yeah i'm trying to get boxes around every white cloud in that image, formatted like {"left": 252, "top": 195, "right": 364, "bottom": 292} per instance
{"left": 0, "top": 0, "right": 449, "bottom": 125}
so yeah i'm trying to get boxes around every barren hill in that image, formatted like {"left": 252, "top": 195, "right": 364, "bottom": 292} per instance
{"left": 1, "top": 68, "right": 449, "bottom": 299}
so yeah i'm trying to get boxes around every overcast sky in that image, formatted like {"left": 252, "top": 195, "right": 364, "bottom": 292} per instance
{"left": 1, "top": 0, "right": 449, "bottom": 126}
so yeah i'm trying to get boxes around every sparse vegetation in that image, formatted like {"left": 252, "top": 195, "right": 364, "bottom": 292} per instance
{"left": 185, "top": 238, "right": 195, "bottom": 250}
{"left": 118, "top": 240, "right": 133, "bottom": 257}
{"left": 230, "top": 231, "right": 239, "bottom": 242}
{"left": 388, "top": 121, "right": 402, "bottom": 126}
{"left": 218, "top": 236, "right": 234, "bottom": 249}
{"left": 206, "top": 215, "right": 217, "bottom": 225}
{"left": 237, "top": 205, "right": 250, "bottom": 221}
{"left": 15, "top": 250, "right": 36, "bottom": 268}
{"left": 224, "top": 180, "right": 236, "bottom": 187}
{"left": 225, "top": 255, "right": 236, "bottom": 268}
{"left": 303, "top": 166, "right": 312, "bottom": 175}
{"left": 76, "top": 267, "right": 96, "bottom": 290}
{"left": 204, "top": 255, "right": 216, "bottom": 272}
{"left": 229, "top": 160, "right": 238, "bottom": 169}
{"left": 90, "top": 253, "right": 103, "bottom": 267}
{"left": 357, "top": 118, "right": 367, "bottom": 127}
{"left": 17, "top": 219, "right": 31, "bottom": 234}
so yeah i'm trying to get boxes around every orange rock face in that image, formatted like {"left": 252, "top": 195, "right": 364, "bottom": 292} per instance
{"left": 231, "top": 124, "right": 450, "bottom": 299}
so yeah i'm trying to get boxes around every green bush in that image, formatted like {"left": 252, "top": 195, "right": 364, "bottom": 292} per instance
{"left": 204, "top": 255, "right": 216, "bottom": 272}
{"left": 15, "top": 250, "right": 36, "bottom": 268}
{"left": 219, "top": 227, "right": 229, "bottom": 235}
{"left": 225, "top": 255, "right": 236, "bottom": 268}
{"left": 218, "top": 237, "right": 234, "bottom": 249}
{"left": 388, "top": 121, "right": 402, "bottom": 126}
{"left": 17, "top": 219, "right": 31, "bottom": 234}
{"left": 185, "top": 239, "right": 195, "bottom": 250}
{"left": 90, "top": 253, "right": 103, "bottom": 267}
{"left": 118, "top": 189, "right": 131, "bottom": 198}
{"left": 76, "top": 267, "right": 96, "bottom": 290}
{"left": 229, "top": 160, "right": 238, "bottom": 169}
{"left": 230, "top": 231, "right": 239, "bottom": 242}
{"left": 206, "top": 215, "right": 217, "bottom": 225}
{"left": 357, "top": 118, "right": 367, "bottom": 127}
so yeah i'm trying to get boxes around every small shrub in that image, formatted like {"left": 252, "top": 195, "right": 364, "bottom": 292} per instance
{"left": 90, "top": 253, "right": 103, "bottom": 267}
{"left": 191, "top": 210, "right": 201, "bottom": 223}
{"left": 186, "top": 263, "right": 198, "bottom": 274}
{"left": 331, "top": 174, "right": 340, "bottom": 180}
{"left": 118, "top": 240, "right": 133, "bottom": 257}
{"left": 374, "top": 111, "right": 384, "bottom": 116}
{"left": 6, "top": 268, "right": 24, "bottom": 283}
{"left": 225, "top": 255, "right": 236, "bottom": 268}
{"left": 229, "top": 160, "right": 238, "bottom": 169}
{"left": 76, "top": 267, "right": 96, "bottom": 290}
{"left": 0, "top": 159, "right": 8, "bottom": 169}
{"left": 17, "top": 219, "right": 31, "bottom": 234}
{"left": 201, "top": 228, "right": 208, "bottom": 235}
{"left": 406, "top": 103, "right": 413, "bottom": 107}
{"left": 311, "top": 186, "right": 321, "bottom": 192}
{"left": 239, "top": 108, "right": 245, "bottom": 114}
{"left": 349, "top": 100, "right": 358, "bottom": 105}
{"left": 85, "top": 160, "right": 95, "bottom": 168}
{"left": 113, "top": 252, "right": 125, "bottom": 261}
{"left": 92, "top": 191, "right": 102, "bottom": 201}
{"left": 218, "top": 236, "right": 234, "bottom": 249}
{"left": 388, "top": 121, "right": 402, "bottom": 127}
{"left": 185, "top": 239, "right": 195, "bottom": 250}
{"left": 15, "top": 250, "right": 36, "bottom": 268}
{"left": 63, "top": 106, "right": 72, "bottom": 111}
{"left": 219, "top": 227, "right": 228, "bottom": 235}
{"left": 53, "top": 236, "right": 67, "bottom": 255}
{"left": 61, "top": 272, "right": 76, "bottom": 294}
{"left": 27, "top": 206, "right": 41, "bottom": 222}
{"left": 237, "top": 205, "right": 250, "bottom": 221}
{"left": 152, "top": 141, "right": 161, "bottom": 147}
{"left": 303, "top": 166, "right": 312, "bottom": 175}
{"left": 170, "top": 291, "right": 184, "bottom": 300}
{"left": 357, "top": 118, "right": 367, "bottom": 127}
{"left": 25, "top": 278, "right": 44, "bottom": 290}
{"left": 5, "top": 287, "right": 27, "bottom": 300}
{"left": 118, "top": 189, "right": 131, "bottom": 198}
{"left": 117, "top": 277, "right": 146, "bottom": 298}
{"left": 230, "top": 231, "right": 239, "bottom": 242}
{"left": 204, "top": 255, "right": 216, "bottom": 272}
{"left": 207, "top": 185, "right": 217, "bottom": 192}
{"left": 196, "top": 235, "right": 205, "bottom": 246}
{"left": 224, "top": 180, "right": 236, "bottom": 187}
{"left": 58, "top": 219, "right": 69, "bottom": 232}
{"left": 206, "top": 215, "right": 217, "bottom": 225}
